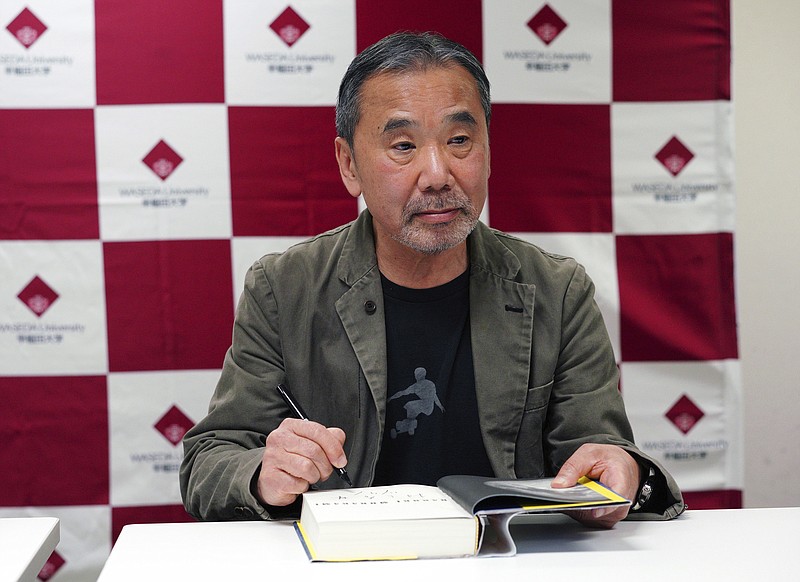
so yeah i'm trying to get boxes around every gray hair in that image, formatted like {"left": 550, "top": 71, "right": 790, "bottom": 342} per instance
{"left": 335, "top": 32, "right": 491, "bottom": 149}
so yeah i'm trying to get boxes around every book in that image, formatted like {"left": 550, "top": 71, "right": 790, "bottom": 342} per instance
{"left": 295, "top": 475, "right": 630, "bottom": 561}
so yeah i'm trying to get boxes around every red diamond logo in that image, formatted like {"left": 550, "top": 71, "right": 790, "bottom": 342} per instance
{"left": 38, "top": 550, "right": 66, "bottom": 581}
{"left": 269, "top": 6, "right": 310, "bottom": 47}
{"left": 527, "top": 4, "right": 567, "bottom": 46}
{"left": 6, "top": 8, "right": 48, "bottom": 49}
{"left": 655, "top": 136, "right": 695, "bottom": 177}
{"left": 154, "top": 405, "right": 194, "bottom": 446}
{"left": 142, "top": 140, "right": 183, "bottom": 181}
{"left": 17, "top": 276, "right": 59, "bottom": 318}
{"left": 665, "top": 394, "right": 705, "bottom": 435}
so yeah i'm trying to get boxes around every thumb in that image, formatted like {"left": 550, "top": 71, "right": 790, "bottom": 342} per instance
{"left": 326, "top": 427, "right": 347, "bottom": 467}
{"left": 552, "top": 457, "right": 585, "bottom": 489}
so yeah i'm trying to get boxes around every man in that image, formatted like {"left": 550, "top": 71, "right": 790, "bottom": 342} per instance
{"left": 180, "top": 32, "right": 684, "bottom": 526}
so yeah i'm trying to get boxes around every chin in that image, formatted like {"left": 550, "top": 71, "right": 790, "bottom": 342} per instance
{"left": 397, "top": 217, "right": 478, "bottom": 255}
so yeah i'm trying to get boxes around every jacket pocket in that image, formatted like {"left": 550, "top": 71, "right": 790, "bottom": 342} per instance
{"left": 515, "top": 379, "right": 554, "bottom": 477}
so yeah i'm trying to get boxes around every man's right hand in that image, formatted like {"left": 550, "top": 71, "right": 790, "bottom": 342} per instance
{"left": 257, "top": 418, "right": 348, "bottom": 507}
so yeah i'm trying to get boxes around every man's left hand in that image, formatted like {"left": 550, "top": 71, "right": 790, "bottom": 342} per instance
{"left": 551, "top": 443, "right": 641, "bottom": 528}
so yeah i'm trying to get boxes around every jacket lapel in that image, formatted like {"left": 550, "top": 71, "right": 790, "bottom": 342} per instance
{"left": 469, "top": 225, "right": 536, "bottom": 478}
{"left": 334, "top": 212, "right": 389, "bottom": 436}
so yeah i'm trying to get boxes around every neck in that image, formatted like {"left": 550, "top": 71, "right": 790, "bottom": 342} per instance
{"left": 376, "top": 240, "right": 469, "bottom": 289}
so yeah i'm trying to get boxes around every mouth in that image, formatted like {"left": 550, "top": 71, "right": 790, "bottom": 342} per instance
{"left": 412, "top": 208, "right": 462, "bottom": 224}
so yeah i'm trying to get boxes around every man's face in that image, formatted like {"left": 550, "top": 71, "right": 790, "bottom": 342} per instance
{"left": 335, "top": 65, "right": 490, "bottom": 256}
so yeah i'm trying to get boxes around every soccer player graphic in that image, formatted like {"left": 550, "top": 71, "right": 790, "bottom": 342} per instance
{"left": 389, "top": 367, "right": 445, "bottom": 438}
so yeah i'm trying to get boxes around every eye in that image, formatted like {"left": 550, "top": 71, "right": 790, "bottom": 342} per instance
{"left": 392, "top": 141, "right": 414, "bottom": 152}
{"left": 449, "top": 135, "right": 469, "bottom": 146}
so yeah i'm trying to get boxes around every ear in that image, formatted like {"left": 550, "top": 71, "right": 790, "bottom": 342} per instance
{"left": 335, "top": 137, "right": 363, "bottom": 198}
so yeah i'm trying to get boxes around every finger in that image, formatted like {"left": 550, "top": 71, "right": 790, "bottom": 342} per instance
{"left": 261, "top": 438, "right": 321, "bottom": 487}
{"left": 259, "top": 422, "right": 333, "bottom": 507}
{"left": 552, "top": 443, "right": 626, "bottom": 489}
{"left": 268, "top": 421, "right": 333, "bottom": 480}
{"left": 287, "top": 421, "right": 348, "bottom": 473}
{"left": 552, "top": 454, "right": 587, "bottom": 488}
{"left": 565, "top": 504, "right": 629, "bottom": 529}
{"left": 326, "top": 427, "right": 348, "bottom": 466}
{"left": 276, "top": 419, "right": 348, "bottom": 477}
{"left": 564, "top": 443, "right": 640, "bottom": 502}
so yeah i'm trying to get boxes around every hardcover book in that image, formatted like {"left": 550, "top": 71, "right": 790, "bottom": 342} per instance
{"left": 295, "top": 475, "right": 629, "bottom": 561}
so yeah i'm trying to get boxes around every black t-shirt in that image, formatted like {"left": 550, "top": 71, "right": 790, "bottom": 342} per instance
{"left": 373, "top": 269, "right": 494, "bottom": 486}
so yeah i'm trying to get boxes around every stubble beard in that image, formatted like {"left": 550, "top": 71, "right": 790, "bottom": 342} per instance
{"left": 392, "top": 192, "right": 480, "bottom": 255}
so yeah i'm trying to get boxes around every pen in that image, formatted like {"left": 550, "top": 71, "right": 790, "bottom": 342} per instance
{"left": 275, "top": 383, "right": 353, "bottom": 486}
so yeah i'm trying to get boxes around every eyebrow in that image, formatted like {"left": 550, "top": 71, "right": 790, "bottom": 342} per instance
{"left": 382, "top": 118, "right": 415, "bottom": 134}
{"left": 446, "top": 111, "right": 478, "bottom": 127}
{"left": 381, "top": 110, "right": 479, "bottom": 135}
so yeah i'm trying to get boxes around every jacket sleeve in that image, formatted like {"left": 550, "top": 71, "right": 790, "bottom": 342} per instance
{"left": 543, "top": 262, "right": 685, "bottom": 520}
{"left": 179, "top": 258, "right": 292, "bottom": 521}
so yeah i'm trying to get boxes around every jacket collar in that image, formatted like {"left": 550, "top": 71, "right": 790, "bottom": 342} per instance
{"left": 337, "top": 210, "right": 379, "bottom": 288}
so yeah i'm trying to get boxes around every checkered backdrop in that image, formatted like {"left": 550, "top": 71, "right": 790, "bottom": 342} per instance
{"left": 0, "top": 1, "right": 737, "bottom": 580}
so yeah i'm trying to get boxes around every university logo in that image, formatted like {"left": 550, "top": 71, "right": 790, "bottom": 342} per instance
{"left": 527, "top": 4, "right": 567, "bottom": 46}
{"left": 5, "top": 7, "right": 47, "bottom": 49}
{"left": 665, "top": 394, "right": 705, "bottom": 435}
{"left": 655, "top": 136, "right": 695, "bottom": 177}
{"left": 269, "top": 6, "right": 310, "bottom": 48}
{"left": 17, "top": 275, "right": 59, "bottom": 317}
{"left": 142, "top": 140, "right": 183, "bottom": 181}
{"left": 154, "top": 405, "right": 194, "bottom": 446}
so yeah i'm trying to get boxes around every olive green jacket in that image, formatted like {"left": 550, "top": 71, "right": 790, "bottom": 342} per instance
{"left": 180, "top": 211, "right": 684, "bottom": 521}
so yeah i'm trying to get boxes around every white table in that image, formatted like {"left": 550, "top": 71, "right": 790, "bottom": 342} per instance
{"left": 0, "top": 517, "right": 59, "bottom": 582}
{"left": 98, "top": 508, "right": 799, "bottom": 581}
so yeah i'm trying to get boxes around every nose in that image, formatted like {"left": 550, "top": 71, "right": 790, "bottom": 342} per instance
{"left": 417, "top": 144, "right": 453, "bottom": 192}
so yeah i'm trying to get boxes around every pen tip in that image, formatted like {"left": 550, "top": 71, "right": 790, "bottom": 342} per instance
{"left": 340, "top": 470, "right": 352, "bottom": 486}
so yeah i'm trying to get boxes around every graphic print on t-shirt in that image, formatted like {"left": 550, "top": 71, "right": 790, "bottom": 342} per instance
{"left": 388, "top": 367, "right": 445, "bottom": 438}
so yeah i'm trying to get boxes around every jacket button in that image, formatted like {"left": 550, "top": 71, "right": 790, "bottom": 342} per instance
{"left": 364, "top": 300, "right": 377, "bottom": 315}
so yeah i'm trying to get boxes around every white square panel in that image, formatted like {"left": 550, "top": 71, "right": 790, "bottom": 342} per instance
{"left": 108, "top": 370, "right": 219, "bottom": 506}
{"left": 0, "top": 241, "right": 107, "bottom": 375}
{"left": 0, "top": 0, "right": 96, "bottom": 108}
{"left": 612, "top": 101, "right": 735, "bottom": 234}
{"left": 95, "top": 104, "right": 232, "bottom": 241}
{"left": 621, "top": 360, "right": 742, "bottom": 491}
{"left": 483, "top": 0, "right": 611, "bottom": 103}
{"left": 224, "top": 0, "right": 355, "bottom": 105}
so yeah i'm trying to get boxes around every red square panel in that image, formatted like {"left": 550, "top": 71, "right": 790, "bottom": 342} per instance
{"left": 229, "top": 106, "right": 357, "bottom": 236}
{"left": 613, "top": 0, "right": 731, "bottom": 101}
{"left": 111, "top": 504, "right": 195, "bottom": 544}
{"left": 682, "top": 489, "right": 742, "bottom": 510}
{"left": 617, "top": 233, "right": 738, "bottom": 362}
{"left": 0, "top": 376, "right": 108, "bottom": 506}
{"left": 0, "top": 110, "right": 98, "bottom": 240}
{"left": 95, "top": 0, "right": 224, "bottom": 104}
{"left": 488, "top": 104, "right": 612, "bottom": 233}
{"left": 104, "top": 240, "right": 234, "bottom": 372}
{"left": 355, "top": 0, "right": 482, "bottom": 61}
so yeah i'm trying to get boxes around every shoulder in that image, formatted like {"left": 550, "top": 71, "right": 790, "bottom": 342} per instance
{"left": 246, "top": 212, "right": 377, "bottom": 296}
{"left": 470, "top": 223, "right": 583, "bottom": 286}
{"left": 261, "top": 222, "right": 352, "bottom": 268}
